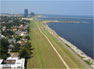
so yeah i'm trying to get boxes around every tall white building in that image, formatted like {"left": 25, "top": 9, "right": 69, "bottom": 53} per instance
{"left": 0, "top": 57, "right": 25, "bottom": 69}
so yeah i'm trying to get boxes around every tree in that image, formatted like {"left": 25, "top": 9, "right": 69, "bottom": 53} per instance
{"left": 15, "top": 36, "right": 22, "bottom": 41}
{"left": 25, "top": 41, "right": 32, "bottom": 50}
{"left": 19, "top": 46, "right": 31, "bottom": 59}
{"left": 19, "top": 41, "right": 32, "bottom": 59}
{"left": 0, "top": 38, "right": 9, "bottom": 59}
{"left": 25, "top": 35, "right": 30, "bottom": 40}
{"left": 11, "top": 42, "right": 20, "bottom": 52}
{"left": 2, "top": 30, "right": 14, "bottom": 38}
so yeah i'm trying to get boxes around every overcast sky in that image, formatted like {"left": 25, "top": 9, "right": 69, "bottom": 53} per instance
{"left": 1, "top": 0, "right": 94, "bottom": 16}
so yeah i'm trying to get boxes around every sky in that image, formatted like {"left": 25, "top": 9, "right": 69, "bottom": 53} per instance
{"left": 0, "top": 0, "right": 94, "bottom": 16}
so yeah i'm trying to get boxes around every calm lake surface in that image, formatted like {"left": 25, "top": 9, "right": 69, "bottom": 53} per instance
{"left": 39, "top": 15, "right": 94, "bottom": 58}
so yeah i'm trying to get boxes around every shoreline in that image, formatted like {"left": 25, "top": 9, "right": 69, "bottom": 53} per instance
{"left": 41, "top": 20, "right": 90, "bottom": 24}
{"left": 42, "top": 20, "right": 94, "bottom": 68}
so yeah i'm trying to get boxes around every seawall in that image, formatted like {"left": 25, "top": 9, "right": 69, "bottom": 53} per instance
{"left": 42, "top": 20, "right": 94, "bottom": 68}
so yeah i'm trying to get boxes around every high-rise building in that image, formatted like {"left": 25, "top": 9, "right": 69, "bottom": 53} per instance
{"left": 24, "top": 9, "right": 28, "bottom": 17}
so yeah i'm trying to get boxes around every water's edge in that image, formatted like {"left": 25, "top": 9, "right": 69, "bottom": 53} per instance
{"left": 42, "top": 21, "right": 94, "bottom": 67}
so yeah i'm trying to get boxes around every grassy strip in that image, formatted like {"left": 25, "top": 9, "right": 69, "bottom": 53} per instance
{"left": 65, "top": 43, "right": 91, "bottom": 66}
{"left": 27, "top": 20, "right": 66, "bottom": 68}
{"left": 38, "top": 19, "right": 88, "bottom": 68}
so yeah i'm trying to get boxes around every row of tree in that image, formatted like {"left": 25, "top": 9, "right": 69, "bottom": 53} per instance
{"left": 0, "top": 36, "right": 32, "bottom": 60}
{"left": 0, "top": 38, "right": 10, "bottom": 59}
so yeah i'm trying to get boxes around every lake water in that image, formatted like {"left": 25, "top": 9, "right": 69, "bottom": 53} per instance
{"left": 39, "top": 15, "right": 94, "bottom": 58}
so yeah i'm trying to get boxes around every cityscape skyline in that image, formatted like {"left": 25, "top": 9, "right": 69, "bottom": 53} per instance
{"left": 1, "top": 1, "right": 93, "bottom": 16}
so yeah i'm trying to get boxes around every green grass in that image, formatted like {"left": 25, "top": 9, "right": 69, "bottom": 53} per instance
{"left": 27, "top": 20, "right": 66, "bottom": 68}
{"left": 27, "top": 18, "right": 88, "bottom": 69}
{"left": 84, "top": 60, "right": 91, "bottom": 65}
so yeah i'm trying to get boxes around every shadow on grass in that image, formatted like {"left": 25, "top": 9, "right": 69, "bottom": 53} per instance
{"left": 25, "top": 48, "right": 34, "bottom": 69}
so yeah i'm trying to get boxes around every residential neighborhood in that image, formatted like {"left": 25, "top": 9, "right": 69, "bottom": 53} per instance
{"left": 0, "top": 16, "right": 32, "bottom": 69}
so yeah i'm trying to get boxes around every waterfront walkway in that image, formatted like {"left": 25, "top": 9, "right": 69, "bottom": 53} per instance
{"left": 36, "top": 20, "right": 70, "bottom": 69}
{"left": 27, "top": 18, "right": 89, "bottom": 68}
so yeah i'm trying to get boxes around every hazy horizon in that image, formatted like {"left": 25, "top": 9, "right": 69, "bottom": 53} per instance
{"left": 0, "top": 0, "right": 94, "bottom": 16}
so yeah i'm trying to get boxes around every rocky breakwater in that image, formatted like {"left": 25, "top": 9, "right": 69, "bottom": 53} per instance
{"left": 42, "top": 20, "right": 94, "bottom": 68}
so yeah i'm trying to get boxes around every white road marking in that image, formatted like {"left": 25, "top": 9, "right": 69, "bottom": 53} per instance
{"left": 36, "top": 22, "right": 70, "bottom": 69}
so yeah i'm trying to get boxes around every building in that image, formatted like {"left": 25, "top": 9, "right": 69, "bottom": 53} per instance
{"left": 0, "top": 57, "right": 25, "bottom": 69}
{"left": 19, "top": 25, "right": 24, "bottom": 31}
{"left": 24, "top": 9, "right": 28, "bottom": 17}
